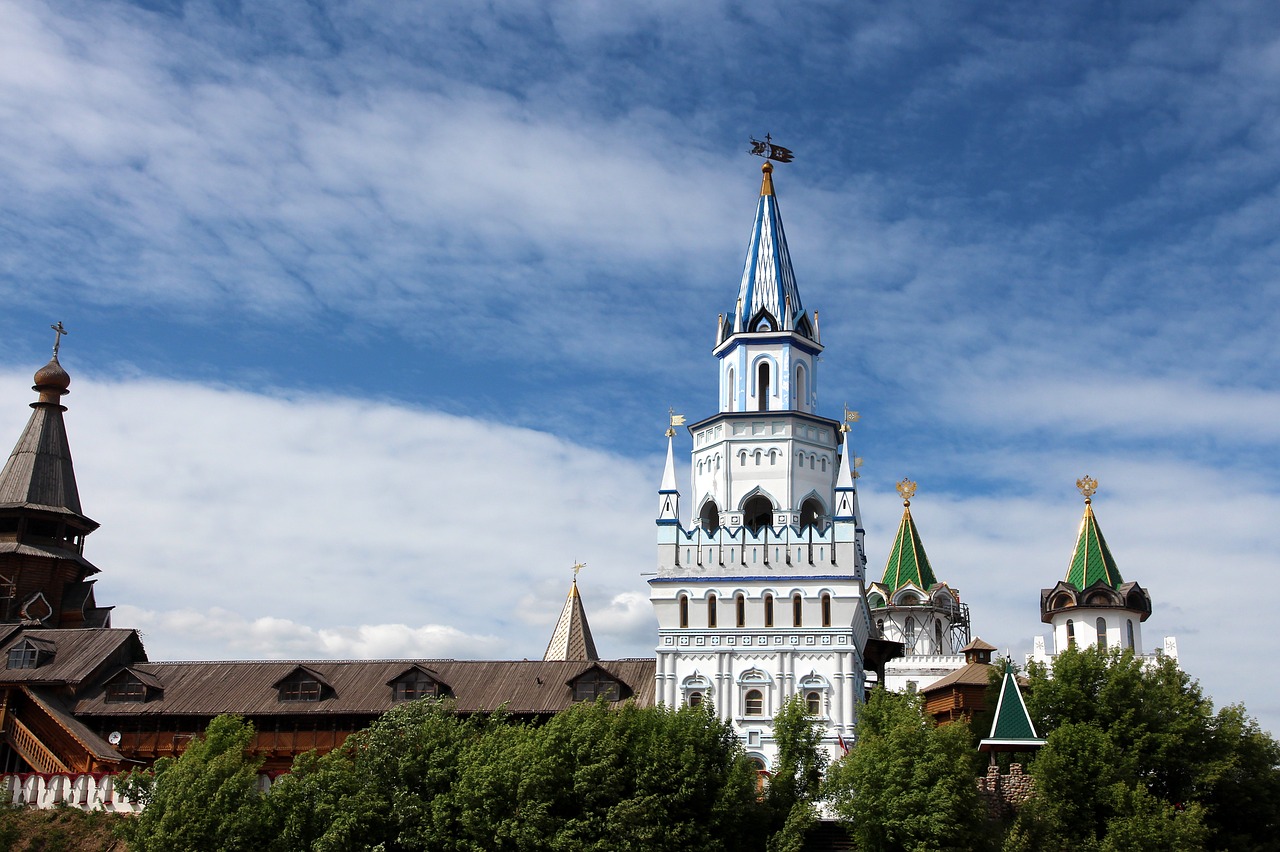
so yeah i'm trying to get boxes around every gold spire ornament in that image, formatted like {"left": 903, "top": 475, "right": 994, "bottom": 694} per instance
{"left": 896, "top": 478, "right": 917, "bottom": 506}
{"left": 1076, "top": 475, "right": 1098, "bottom": 503}
{"left": 666, "top": 409, "right": 686, "bottom": 438}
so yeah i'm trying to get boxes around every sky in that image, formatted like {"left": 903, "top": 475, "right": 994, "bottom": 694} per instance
{"left": 1, "top": 0, "right": 1278, "bottom": 732}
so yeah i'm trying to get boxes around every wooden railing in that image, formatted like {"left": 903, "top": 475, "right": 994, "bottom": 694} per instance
{"left": 6, "top": 717, "right": 68, "bottom": 774}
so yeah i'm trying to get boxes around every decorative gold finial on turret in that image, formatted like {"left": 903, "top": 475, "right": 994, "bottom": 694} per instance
{"left": 896, "top": 478, "right": 917, "bottom": 506}
{"left": 1076, "top": 475, "right": 1098, "bottom": 504}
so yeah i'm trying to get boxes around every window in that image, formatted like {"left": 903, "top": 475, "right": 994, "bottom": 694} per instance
{"left": 707, "top": 594, "right": 718, "bottom": 628}
{"left": 700, "top": 501, "right": 721, "bottom": 532}
{"left": 105, "top": 674, "right": 147, "bottom": 703}
{"left": 745, "top": 689, "right": 764, "bottom": 716}
{"left": 1066, "top": 619, "right": 1076, "bottom": 648}
{"left": 688, "top": 691, "right": 703, "bottom": 707}
{"left": 905, "top": 616, "right": 917, "bottom": 652}
{"left": 800, "top": 498, "right": 823, "bottom": 531}
{"left": 935, "top": 621, "right": 943, "bottom": 653}
{"left": 726, "top": 367, "right": 735, "bottom": 409}
{"left": 744, "top": 495, "right": 773, "bottom": 533}
{"left": 736, "top": 594, "right": 746, "bottom": 627}
{"left": 679, "top": 595, "right": 689, "bottom": 628}
{"left": 875, "top": 618, "right": 884, "bottom": 638}
{"left": 792, "top": 594, "right": 803, "bottom": 627}
{"left": 1096, "top": 617, "right": 1108, "bottom": 649}
{"left": 763, "top": 594, "right": 774, "bottom": 628}
{"left": 391, "top": 673, "right": 438, "bottom": 702}
{"left": 7, "top": 646, "right": 37, "bottom": 669}
{"left": 280, "top": 676, "right": 323, "bottom": 702}
{"left": 1127, "top": 619, "right": 1135, "bottom": 650}
{"left": 574, "top": 671, "right": 621, "bottom": 702}
{"left": 757, "top": 362, "right": 770, "bottom": 411}
{"left": 806, "top": 691, "right": 821, "bottom": 715}
{"left": 795, "top": 364, "right": 808, "bottom": 409}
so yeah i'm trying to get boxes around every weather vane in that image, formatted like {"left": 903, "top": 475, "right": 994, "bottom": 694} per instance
{"left": 666, "top": 408, "right": 686, "bottom": 438}
{"left": 1076, "top": 475, "right": 1098, "bottom": 502}
{"left": 749, "top": 134, "right": 795, "bottom": 163}
{"left": 50, "top": 322, "right": 67, "bottom": 358}
{"left": 896, "top": 478, "right": 917, "bottom": 506}
{"left": 841, "top": 405, "right": 860, "bottom": 433}
{"left": 572, "top": 561, "right": 586, "bottom": 580}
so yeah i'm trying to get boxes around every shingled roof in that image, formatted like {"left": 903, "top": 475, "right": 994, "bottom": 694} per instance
{"left": 1065, "top": 498, "right": 1122, "bottom": 590}
{"left": 544, "top": 579, "right": 598, "bottom": 662}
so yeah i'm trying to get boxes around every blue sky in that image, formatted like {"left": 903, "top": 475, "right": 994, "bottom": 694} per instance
{"left": 2, "top": 0, "right": 1279, "bottom": 731}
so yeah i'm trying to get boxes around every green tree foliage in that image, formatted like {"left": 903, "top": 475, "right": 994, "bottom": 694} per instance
{"left": 824, "top": 688, "right": 991, "bottom": 852}
{"left": 1012, "top": 645, "right": 1279, "bottom": 852}
{"left": 265, "top": 698, "right": 763, "bottom": 852}
{"left": 117, "top": 715, "right": 272, "bottom": 852}
{"left": 764, "top": 695, "right": 829, "bottom": 852}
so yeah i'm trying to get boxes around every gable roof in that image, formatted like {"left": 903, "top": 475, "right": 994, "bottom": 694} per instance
{"left": 1065, "top": 499, "right": 1123, "bottom": 590}
{"left": 980, "top": 664, "right": 1046, "bottom": 752}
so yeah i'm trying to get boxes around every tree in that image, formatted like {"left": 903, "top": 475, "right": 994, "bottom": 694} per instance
{"left": 764, "top": 694, "right": 828, "bottom": 852}
{"left": 824, "top": 688, "right": 991, "bottom": 852}
{"left": 117, "top": 715, "right": 273, "bottom": 852}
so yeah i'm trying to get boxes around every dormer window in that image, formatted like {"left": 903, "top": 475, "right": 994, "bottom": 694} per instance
{"left": 103, "top": 667, "right": 163, "bottom": 703}
{"left": 388, "top": 666, "right": 445, "bottom": 702}
{"left": 7, "top": 638, "right": 54, "bottom": 669}
{"left": 274, "top": 666, "right": 332, "bottom": 703}
{"left": 570, "top": 667, "right": 626, "bottom": 702}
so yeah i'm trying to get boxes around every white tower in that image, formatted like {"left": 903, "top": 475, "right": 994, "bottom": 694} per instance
{"left": 650, "top": 162, "right": 871, "bottom": 768}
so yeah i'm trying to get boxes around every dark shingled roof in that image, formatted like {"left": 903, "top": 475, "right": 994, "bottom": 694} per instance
{"left": 72, "top": 658, "right": 656, "bottom": 718}
{"left": 0, "top": 629, "right": 145, "bottom": 687}
{"left": 0, "top": 401, "right": 89, "bottom": 521}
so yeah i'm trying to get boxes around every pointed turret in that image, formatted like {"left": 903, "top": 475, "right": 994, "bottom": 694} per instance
{"left": 879, "top": 483, "right": 937, "bottom": 592}
{"left": 544, "top": 573, "right": 598, "bottom": 662}
{"left": 657, "top": 422, "right": 680, "bottom": 526}
{"left": 1038, "top": 478, "right": 1152, "bottom": 655}
{"left": 1065, "top": 496, "right": 1122, "bottom": 589}
{"left": 0, "top": 328, "right": 110, "bottom": 629}
{"left": 732, "top": 162, "right": 812, "bottom": 338}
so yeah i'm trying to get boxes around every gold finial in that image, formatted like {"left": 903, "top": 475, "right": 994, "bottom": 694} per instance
{"left": 896, "top": 478, "right": 917, "bottom": 506}
{"left": 760, "top": 161, "right": 775, "bottom": 196}
{"left": 1076, "top": 475, "right": 1098, "bottom": 503}
{"left": 666, "top": 408, "right": 685, "bottom": 438}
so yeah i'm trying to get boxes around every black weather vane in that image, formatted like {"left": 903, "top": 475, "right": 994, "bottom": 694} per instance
{"left": 749, "top": 133, "right": 794, "bottom": 163}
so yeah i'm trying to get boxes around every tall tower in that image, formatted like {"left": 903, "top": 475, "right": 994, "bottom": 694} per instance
{"left": 1030, "top": 477, "right": 1170, "bottom": 665}
{"left": 650, "top": 162, "right": 870, "bottom": 767}
{"left": 0, "top": 328, "right": 111, "bottom": 628}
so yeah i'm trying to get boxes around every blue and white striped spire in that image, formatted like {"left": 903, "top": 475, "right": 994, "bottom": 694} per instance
{"left": 734, "top": 162, "right": 804, "bottom": 334}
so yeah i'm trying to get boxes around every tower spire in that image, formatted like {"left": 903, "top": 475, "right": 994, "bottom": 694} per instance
{"left": 1065, "top": 477, "right": 1123, "bottom": 589}
{"left": 733, "top": 162, "right": 808, "bottom": 337}
{"left": 879, "top": 479, "right": 938, "bottom": 591}
{"left": 543, "top": 564, "right": 599, "bottom": 661}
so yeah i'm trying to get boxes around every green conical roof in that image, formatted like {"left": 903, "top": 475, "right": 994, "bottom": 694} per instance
{"left": 880, "top": 504, "right": 937, "bottom": 592}
{"left": 1065, "top": 500, "right": 1122, "bottom": 590}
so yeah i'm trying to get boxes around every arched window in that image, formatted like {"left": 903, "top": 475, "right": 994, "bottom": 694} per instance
{"left": 905, "top": 617, "right": 917, "bottom": 653}
{"left": 745, "top": 689, "right": 764, "bottom": 716}
{"left": 875, "top": 618, "right": 884, "bottom": 637}
{"left": 688, "top": 691, "right": 703, "bottom": 707}
{"left": 726, "top": 367, "right": 735, "bottom": 410}
{"left": 795, "top": 363, "right": 808, "bottom": 409}
{"left": 736, "top": 594, "right": 746, "bottom": 628}
{"left": 821, "top": 593, "right": 832, "bottom": 627}
{"left": 757, "top": 362, "right": 771, "bottom": 411}
{"left": 806, "top": 691, "right": 821, "bottom": 715}
{"left": 799, "top": 497, "right": 823, "bottom": 531}
{"left": 935, "top": 620, "right": 943, "bottom": 653}
{"left": 763, "top": 594, "right": 774, "bottom": 628}
{"left": 679, "top": 595, "right": 689, "bottom": 629}
{"left": 793, "top": 593, "right": 803, "bottom": 627}
{"left": 743, "top": 495, "right": 773, "bottom": 533}
{"left": 1096, "top": 617, "right": 1107, "bottom": 649}
{"left": 707, "top": 594, "right": 718, "bottom": 628}
{"left": 1127, "top": 619, "right": 1135, "bottom": 650}
{"left": 700, "top": 501, "right": 720, "bottom": 532}
{"left": 1066, "top": 619, "right": 1075, "bottom": 648}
